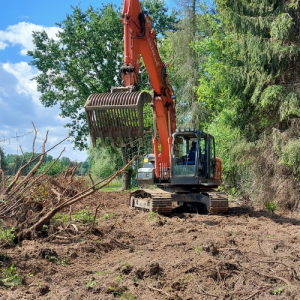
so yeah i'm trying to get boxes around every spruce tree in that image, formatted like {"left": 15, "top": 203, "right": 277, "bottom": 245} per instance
{"left": 197, "top": 0, "right": 300, "bottom": 138}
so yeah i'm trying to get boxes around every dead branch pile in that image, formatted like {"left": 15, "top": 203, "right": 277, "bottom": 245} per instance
{"left": 0, "top": 124, "right": 135, "bottom": 241}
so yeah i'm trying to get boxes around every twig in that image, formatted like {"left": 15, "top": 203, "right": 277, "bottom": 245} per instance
{"left": 68, "top": 206, "right": 72, "bottom": 224}
{"left": 257, "top": 237, "right": 266, "bottom": 256}
{"left": 93, "top": 203, "right": 101, "bottom": 226}
{"left": 196, "top": 284, "right": 219, "bottom": 298}
{"left": 69, "top": 163, "right": 77, "bottom": 183}
{"left": 244, "top": 290, "right": 259, "bottom": 300}
{"left": 244, "top": 285, "right": 273, "bottom": 300}
{"left": 248, "top": 268, "right": 292, "bottom": 286}
{"left": 252, "top": 260, "right": 292, "bottom": 270}
{"left": 147, "top": 285, "right": 170, "bottom": 297}
{"left": 88, "top": 173, "right": 95, "bottom": 190}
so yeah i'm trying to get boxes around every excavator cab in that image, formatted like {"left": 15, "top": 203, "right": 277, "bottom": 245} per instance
{"left": 170, "top": 130, "right": 221, "bottom": 187}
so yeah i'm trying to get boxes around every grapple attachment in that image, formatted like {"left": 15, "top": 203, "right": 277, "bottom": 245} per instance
{"left": 85, "top": 89, "right": 151, "bottom": 147}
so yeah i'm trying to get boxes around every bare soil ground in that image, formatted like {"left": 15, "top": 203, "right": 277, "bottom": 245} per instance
{"left": 1, "top": 191, "right": 300, "bottom": 299}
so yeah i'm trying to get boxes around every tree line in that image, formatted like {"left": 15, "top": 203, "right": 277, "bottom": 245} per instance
{"left": 0, "top": 149, "right": 91, "bottom": 176}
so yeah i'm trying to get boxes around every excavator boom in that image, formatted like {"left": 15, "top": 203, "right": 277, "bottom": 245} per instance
{"left": 85, "top": 0, "right": 176, "bottom": 179}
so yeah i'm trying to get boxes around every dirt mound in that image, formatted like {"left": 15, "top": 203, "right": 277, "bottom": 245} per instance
{"left": 1, "top": 192, "right": 300, "bottom": 299}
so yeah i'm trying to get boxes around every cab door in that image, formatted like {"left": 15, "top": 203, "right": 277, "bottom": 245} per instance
{"left": 209, "top": 135, "right": 216, "bottom": 178}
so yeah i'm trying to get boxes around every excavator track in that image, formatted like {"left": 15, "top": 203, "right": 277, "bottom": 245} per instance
{"left": 130, "top": 189, "right": 228, "bottom": 215}
{"left": 206, "top": 191, "right": 229, "bottom": 214}
{"left": 130, "top": 189, "right": 173, "bottom": 215}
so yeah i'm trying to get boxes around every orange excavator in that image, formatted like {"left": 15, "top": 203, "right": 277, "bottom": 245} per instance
{"left": 85, "top": 0, "right": 228, "bottom": 214}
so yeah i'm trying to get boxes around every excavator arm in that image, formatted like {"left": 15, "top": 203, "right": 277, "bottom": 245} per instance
{"left": 85, "top": 0, "right": 176, "bottom": 179}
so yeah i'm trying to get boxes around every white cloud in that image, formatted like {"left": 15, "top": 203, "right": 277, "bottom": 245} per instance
{"left": 0, "top": 62, "right": 87, "bottom": 161}
{"left": 2, "top": 61, "right": 41, "bottom": 105}
{"left": 0, "top": 22, "right": 60, "bottom": 56}
{"left": 0, "top": 41, "right": 8, "bottom": 50}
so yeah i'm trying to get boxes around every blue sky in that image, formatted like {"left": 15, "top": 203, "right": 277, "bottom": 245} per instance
{"left": 0, "top": 0, "right": 175, "bottom": 161}
{"left": 0, "top": 0, "right": 121, "bottom": 161}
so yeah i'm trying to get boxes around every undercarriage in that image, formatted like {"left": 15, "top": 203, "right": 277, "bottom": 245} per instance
{"left": 129, "top": 187, "right": 228, "bottom": 215}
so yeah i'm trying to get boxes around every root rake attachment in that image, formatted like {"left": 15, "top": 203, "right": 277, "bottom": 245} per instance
{"left": 85, "top": 88, "right": 151, "bottom": 147}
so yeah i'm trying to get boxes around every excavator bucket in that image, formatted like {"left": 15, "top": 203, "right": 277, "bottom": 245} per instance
{"left": 85, "top": 88, "right": 152, "bottom": 147}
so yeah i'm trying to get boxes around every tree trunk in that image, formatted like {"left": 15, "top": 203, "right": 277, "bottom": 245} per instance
{"left": 122, "top": 169, "right": 133, "bottom": 190}
{"left": 121, "top": 147, "right": 132, "bottom": 190}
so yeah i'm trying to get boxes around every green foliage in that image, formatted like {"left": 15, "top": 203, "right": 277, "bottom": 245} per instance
{"left": 51, "top": 213, "right": 69, "bottom": 224}
{"left": 0, "top": 252, "right": 8, "bottom": 261}
{"left": 88, "top": 141, "right": 123, "bottom": 179}
{"left": 60, "top": 157, "right": 71, "bottom": 167}
{"left": 0, "top": 228, "right": 15, "bottom": 245}
{"left": 194, "top": 246, "right": 201, "bottom": 255}
{"left": 0, "top": 147, "right": 7, "bottom": 170}
{"left": 195, "top": 0, "right": 300, "bottom": 140}
{"left": 278, "top": 139, "right": 300, "bottom": 175}
{"left": 147, "top": 212, "right": 160, "bottom": 222}
{"left": 116, "top": 274, "right": 122, "bottom": 283}
{"left": 1, "top": 151, "right": 90, "bottom": 176}
{"left": 121, "top": 292, "right": 137, "bottom": 300}
{"left": 159, "top": 3, "right": 212, "bottom": 129}
{"left": 73, "top": 209, "right": 95, "bottom": 224}
{"left": 44, "top": 253, "right": 67, "bottom": 266}
{"left": 37, "top": 160, "right": 66, "bottom": 176}
{"left": 1, "top": 265, "right": 23, "bottom": 287}
{"left": 101, "top": 212, "right": 115, "bottom": 219}
{"left": 86, "top": 278, "right": 97, "bottom": 288}
{"left": 56, "top": 258, "right": 68, "bottom": 266}
{"left": 207, "top": 110, "right": 241, "bottom": 183}
{"left": 95, "top": 270, "right": 112, "bottom": 276}
{"left": 270, "top": 286, "right": 285, "bottom": 295}
{"left": 140, "top": 0, "right": 178, "bottom": 36}
{"left": 52, "top": 209, "right": 96, "bottom": 224}
{"left": 28, "top": 5, "right": 123, "bottom": 149}
{"left": 265, "top": 202, "right": 277, "bottom": 214}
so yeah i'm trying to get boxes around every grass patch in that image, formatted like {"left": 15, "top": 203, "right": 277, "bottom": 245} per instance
{"left": 86, "top": 278, "right": 97, "bottom": 288}
{"left": 95, "top": 270, "right": 112, "bottom": 276}
{"left": 147, "top": 212, "right": 160, "bottom": 222}
{"left": 73, "top": 209, "right": 95, "bottom": 224}
{"left": 0, "top": 227, "right": 15, "bottom": 244}
{"left": 270, "top": 286, "right": 285, "bottom": 295}
{"left": 194, "top": 246, "right": 201, "bottom": 255}
{"left": 1, "top": 264, "right": 23, "bottom": 286}
{"left": 100, "top": 179, "right": 122, "bottom": 192}
{"left": 52, "top": 209, "right": 96, "bottom": 225}
{"left": 101, "top": 212, "right": 115, "bottom": 219}
{"left": 56, "top": 258, "right": 68, "bottom": 266}
{"left": 121, "top": 292, "right": 136, "bottom": 300}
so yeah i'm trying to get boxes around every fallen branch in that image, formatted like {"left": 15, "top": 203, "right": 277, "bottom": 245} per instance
{"left": 18, "top": 156, "right": 136, "bottom": 240}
